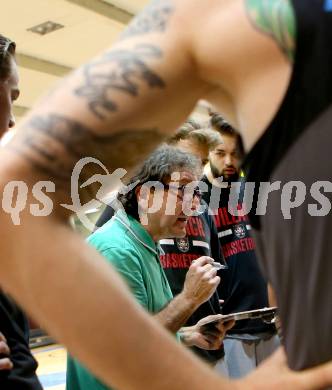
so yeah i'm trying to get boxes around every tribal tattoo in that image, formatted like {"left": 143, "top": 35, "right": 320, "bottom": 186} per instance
{"left": 245, "top": 0, "right": 296, "bottom": 63}
{"left": 75, "top": 44, "right": 165, "bottom": 120}
{"left": 9, "top": 114, "right": 164, "bottom": 191}
{"left": 120, "top": 0, "right": 174, "bottom": 40}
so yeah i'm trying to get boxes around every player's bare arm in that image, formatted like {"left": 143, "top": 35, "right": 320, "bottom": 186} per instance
{"left": 192, "top": 0, "right": 296, "bottom": 148}
{"left": 4, "top": 0, "right": 210, "bottom": 209}
{"left": 2, "top": 1, "right": 330, "bottom": 390}
{"left": 2, "top": 0, "right": 297, "bottom": 189}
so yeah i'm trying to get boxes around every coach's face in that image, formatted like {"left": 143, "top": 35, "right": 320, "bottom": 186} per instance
{"left": 0, "top": 56, "right": 19, "bottom": 137}
{"left": 138, "top": 170, "right": 200, "bottom": 240}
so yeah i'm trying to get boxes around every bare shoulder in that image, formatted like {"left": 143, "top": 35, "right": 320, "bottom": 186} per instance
{"left": 186, "top": 0, "right": 296, "bottom": 142}
{"left": 245, "top": 0, "right": 296, "bottom": 63}
{"left": 188, "top": 0, "right": 296, "bottom": 80}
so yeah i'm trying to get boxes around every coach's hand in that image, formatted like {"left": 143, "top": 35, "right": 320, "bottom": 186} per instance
{"left": 180, "top": 315, "right": 235, "bottom": 350}
{"left": 182, "top": 257, "right": 220, "bottom": 308}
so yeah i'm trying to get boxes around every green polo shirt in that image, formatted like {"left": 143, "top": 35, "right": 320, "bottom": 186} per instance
{"left": 66, "top": 211, "right": 174, "bottom": 390}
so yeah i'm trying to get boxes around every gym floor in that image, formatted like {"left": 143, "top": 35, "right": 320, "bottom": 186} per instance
{"left": 33, "top": 344, "right": 67, "bottom": 390}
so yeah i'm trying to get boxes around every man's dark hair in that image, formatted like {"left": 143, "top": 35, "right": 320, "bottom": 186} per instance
{"left": 209, "top": 111, "right": 245, "bottom": 159}
{"left": 167, "top": 119, "right": 202, "bottom": 144}
{"left": 118, "top": 145, "right": 201, "bottom": 221}
{"left": 0, "top": 34, "right": 16, "bottom": 80}
{"left": 168, "top": 119, "right": 222, "bottom": 151}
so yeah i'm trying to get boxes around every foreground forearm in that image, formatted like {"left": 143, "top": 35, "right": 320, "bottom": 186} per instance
{"left": 0, "top": 210, "right": 231, "bottom": 390}
{"left": 155, "top": 292, "right": 198, "bottom": 333}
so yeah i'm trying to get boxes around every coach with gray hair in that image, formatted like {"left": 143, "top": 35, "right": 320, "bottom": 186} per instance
{"left": 67, "top": 145, "right": 233, "bottom": 390}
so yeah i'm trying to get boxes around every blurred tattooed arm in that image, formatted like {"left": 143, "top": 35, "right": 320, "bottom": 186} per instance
{"left": 3, "top": 0, "right": 295, "bottom": 205}
{"left": 6, "top": 1, "right": 209, "bottom": 208}
{"left": 0, "top": 1, "right": 308, "bottom": 390}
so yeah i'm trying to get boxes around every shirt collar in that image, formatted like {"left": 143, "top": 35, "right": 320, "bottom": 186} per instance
{"left": 114, "top": 210, "right": 158, "bottom": 255}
